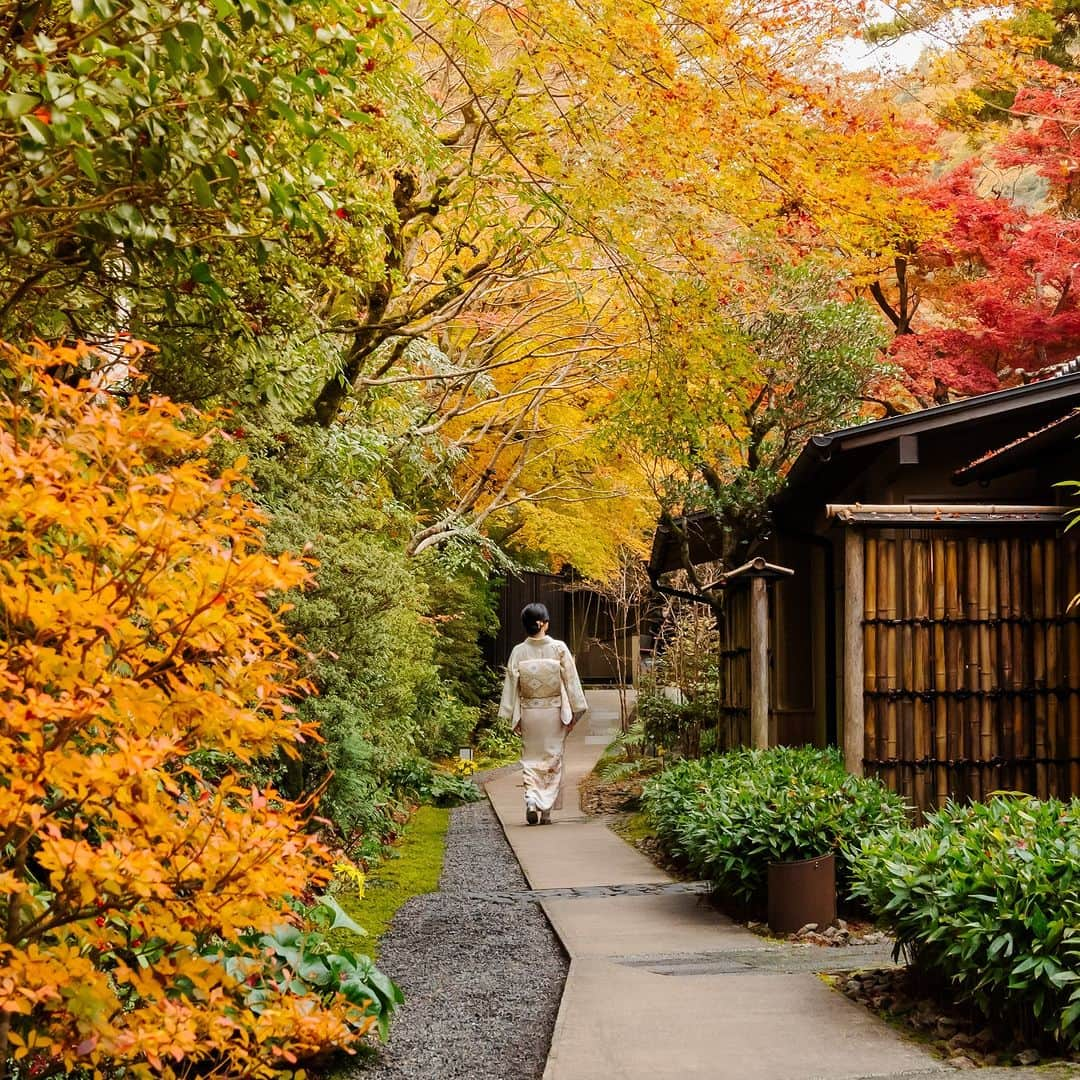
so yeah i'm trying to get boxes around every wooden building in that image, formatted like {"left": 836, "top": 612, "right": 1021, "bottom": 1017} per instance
{"left": 650, "top": 372, "right": 1080, "bottom": 812}
{"left": 485, "top": 570, "right": 646, "bottom": 684}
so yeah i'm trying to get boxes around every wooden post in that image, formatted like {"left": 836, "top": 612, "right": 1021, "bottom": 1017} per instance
{"left": 844, "top": 529, "right": 865, "bottom": 777}
{"left": 750, "top": 575, "right": 769, "bottom": 749}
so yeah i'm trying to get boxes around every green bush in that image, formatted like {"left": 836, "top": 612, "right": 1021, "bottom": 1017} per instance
{"left": 224, "top": 419, "right": 497, "bottom": 837}
{"left": 851, "top": 796, "right": 1080, "bottom": 1048}
{"left": 637, "top": 692, "right": 689, "bottom": 748}
{"left": 209, "top": 895, "right": 403, "bottom": 1042}
{"left": 387, "top": 757, "right": 483, "bottom": 807}
{"left": 413, "top": 690, "right": 481, "bottom": 761}
{"left": 474, "top": 712, "right": 522, "bottom": 764}
{"left": 637, "top": 687, "right": 726, "bottom": 757}
{"left": 641, "top": 746, "right": 907, "bottom": 908}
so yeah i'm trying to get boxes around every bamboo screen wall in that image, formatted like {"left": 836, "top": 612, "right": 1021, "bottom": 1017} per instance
{"left": 718, "top": 586, "right": 752, "bottom": 752}
{"left": 862, "top": 528, "right": 1080, "bottom": 811}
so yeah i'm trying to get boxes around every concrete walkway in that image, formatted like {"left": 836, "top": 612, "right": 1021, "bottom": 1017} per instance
{"left": 486, "top": 694, "right": 951, "bottom": 1080}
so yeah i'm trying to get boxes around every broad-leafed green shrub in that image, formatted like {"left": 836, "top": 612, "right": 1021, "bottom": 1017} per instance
{"left": 851, "top": 796, "right": 1080, "bottom": 1048}
{"left": 641, "top": 746, "right": 907, "bottom": 907}
{"left": 386, "top": 757, "right": 483, "bottom": 808}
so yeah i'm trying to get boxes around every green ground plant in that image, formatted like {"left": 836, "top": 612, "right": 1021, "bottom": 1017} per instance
{"left": 851, "top": 796, "right": 1080, "bottom": 1049}
{"left": 329, "top": 806, "right": 452, "bottom": 962}
{"left": 387, "top": 758, "right": 483, "bottom": 808}
{"left": 473, "top": 714, "right": 523, "bottom": 767}
{"left": 595, "top": 719, "right": 663, "bottom": 783}
{"left": 210, "top": 897, "right": 403, "bottom": 1043}
{"left": 641, "top": 746, "right": 907, "bottom": 908}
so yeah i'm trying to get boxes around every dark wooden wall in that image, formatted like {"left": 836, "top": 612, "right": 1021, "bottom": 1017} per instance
{"left": 488, "top": 572, "right": 569, "bottom": 668}
{"left": 486, "top": 572, "right": 630, "bottom": 682}
{"left": 718, "top": 587, "right": 752, "bottom": 751}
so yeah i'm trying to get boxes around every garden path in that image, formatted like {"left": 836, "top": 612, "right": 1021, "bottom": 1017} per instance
{"left": 486, "top": 698, "right": 953, "bottom": 1080}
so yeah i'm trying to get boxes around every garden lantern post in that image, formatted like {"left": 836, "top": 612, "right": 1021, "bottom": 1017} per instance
{"left": 750, "top": 575, "right": 770, "bottom": 749}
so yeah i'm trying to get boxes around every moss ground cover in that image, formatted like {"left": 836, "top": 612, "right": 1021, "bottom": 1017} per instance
{"left": 610, "top": 810, "right": 654, "bottom": 846}
{"left": 331, "top": 805, "right": 452, "bottom": 961}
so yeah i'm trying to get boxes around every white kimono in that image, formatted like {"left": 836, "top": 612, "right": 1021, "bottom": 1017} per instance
{"left": 498, "top": 635, "right": 589, "bottom": 812}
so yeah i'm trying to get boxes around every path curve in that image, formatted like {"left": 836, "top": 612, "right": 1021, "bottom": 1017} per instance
{"left": 356, "top": 781, "right": 566, "bottom": 1079}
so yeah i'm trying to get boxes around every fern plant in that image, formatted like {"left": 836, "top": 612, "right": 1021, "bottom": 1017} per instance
{"left": 595, "top": 720, "right": 661, "bottom": 782}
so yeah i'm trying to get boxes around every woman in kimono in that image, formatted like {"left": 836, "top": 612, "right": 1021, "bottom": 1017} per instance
{"left": 498, "top": 603, "right": 589, "bottom": 825}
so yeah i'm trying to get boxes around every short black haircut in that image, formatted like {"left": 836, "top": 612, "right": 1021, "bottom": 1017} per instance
{"left": 521, "top": 602, "right": 550, "bottom": 636}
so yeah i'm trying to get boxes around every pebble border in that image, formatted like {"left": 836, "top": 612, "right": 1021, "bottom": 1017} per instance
{"left": 354, "top": 782, "right": 568, "bottom": 1080}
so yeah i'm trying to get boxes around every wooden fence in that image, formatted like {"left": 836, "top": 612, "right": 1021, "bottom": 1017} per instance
{"left": 861, "top": 529, "right": 1080, "bottom": 810}
{"left": 718, "top": 586, "right": 752, "bottom": 753}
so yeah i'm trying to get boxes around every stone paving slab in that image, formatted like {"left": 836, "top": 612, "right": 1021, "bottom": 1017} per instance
{"left": 541, "top": 891, "right": 759, "bottom": 958}
{"left": 453, "top": 880, "right": 710, "bottom": 905}
{"left": 492, "top": 703, "right": 948, "bottom": 1080}
{"left": 543, "top": 958, "right": 946, "bottom": 1080}
{"left": 840, "top": 1070, "right": 1080, "bottom": 1080}
{"left": 615, "top": 941, "right": 901, "bottom": 975}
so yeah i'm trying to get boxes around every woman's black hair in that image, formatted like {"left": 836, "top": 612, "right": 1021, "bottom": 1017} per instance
{"left": 521, "top": 602, "right": 550, "bottom": 637}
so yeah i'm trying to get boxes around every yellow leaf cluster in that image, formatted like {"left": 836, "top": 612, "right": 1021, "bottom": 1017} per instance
{"left": 0, "top": 342, "right": 366, "bottom": 1077}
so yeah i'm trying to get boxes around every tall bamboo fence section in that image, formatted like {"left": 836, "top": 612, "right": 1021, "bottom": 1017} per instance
{"left": 718, "top": 585, "right": 752, "bottom": 753}
{"left": 862, "top": 528, "right": 1080, "bottom": 810}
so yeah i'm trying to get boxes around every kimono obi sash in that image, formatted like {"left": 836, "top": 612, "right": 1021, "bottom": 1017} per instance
{"left": 517, "top": 657, "right": 573, "bottom": 724}
{"left": 517, "top": 657, "right": 563, "bottom": 701}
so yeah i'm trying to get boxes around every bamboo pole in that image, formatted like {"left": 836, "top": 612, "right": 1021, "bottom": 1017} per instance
{"left": 997, "top": 544, "right": 1015, "bottom": 790}
{"left": 877, "top": 537, "right": 890, "bottom": 773}
{"left": 1033, "top": 539, "right": 1047, "bottom": 798}
{"left": 864, "top": 536, "right": 878, "bottom": 771}
{"left": 989, "top": 538, "right": 1002, "bottom": 792}
{"left": 750, "top": 577, "right": 769, "bottom": 750}
{"left": 932, "top": 537, "right": 948, "bottom": 805}
{"left": 885, "top": 539, "right": 899, "bottom": 794}
{"left": 978, "top": 540, "right": 994, "bottom": 775}
{"left": 912, "top": 540, "right": 930, "bottom": 813}
{"left": 964, "top": 540, "right": 981, "bottom": 801}
{"left": 844, "top": 530, "right": 866, "bottom": 777}
{"left": 1067, "top": 535, "right": 1080, "bottom": 795}
{"left": 901, "top": 538, "right": 915, "bottom": 806}
{"left": 1045, "top": 537, "right": 1060, "bottom": 796}
{"left": 997, "top": 540, "right": 1014, "bottom": 790}
{"left": 945, "top": 540, "right": 962, "bottom": 803}
{"left": 1013, "top": 538, "right": 1030, "bottom": 790}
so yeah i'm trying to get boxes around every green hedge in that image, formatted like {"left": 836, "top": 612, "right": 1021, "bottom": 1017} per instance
{"left": 851, "top": 796, "right": 1080, "bottom": 1048}
{"left": 641, "top": 746, "right": 907, "bottom": 908}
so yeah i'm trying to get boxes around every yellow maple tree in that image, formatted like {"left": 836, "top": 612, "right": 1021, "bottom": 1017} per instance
{"left": 0, "top": 341, "right": 377, "bottom": 1078}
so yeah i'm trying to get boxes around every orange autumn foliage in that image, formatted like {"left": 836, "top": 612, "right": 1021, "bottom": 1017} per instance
{"left": 0, "top": 342, "right": 372, "bottom": 1077}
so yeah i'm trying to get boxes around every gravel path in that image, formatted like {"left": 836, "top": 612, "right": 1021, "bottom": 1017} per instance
{"left": 354, "top": 773, "right": 567, "bottom": 1080}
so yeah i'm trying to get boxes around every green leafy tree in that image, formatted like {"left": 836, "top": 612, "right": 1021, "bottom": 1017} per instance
{"left": 622, "top": 263, "right": 888, "bottom": 603}
{"left": 228, "top": 412, "right": 496, "bottom": 837}
{"left": 0, "top": 0, "right": 421, "bottom": 394}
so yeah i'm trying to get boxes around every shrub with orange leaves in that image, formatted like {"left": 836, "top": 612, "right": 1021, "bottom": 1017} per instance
{"left": 0, "top": 341, "right": 382, "bottom": 1078}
